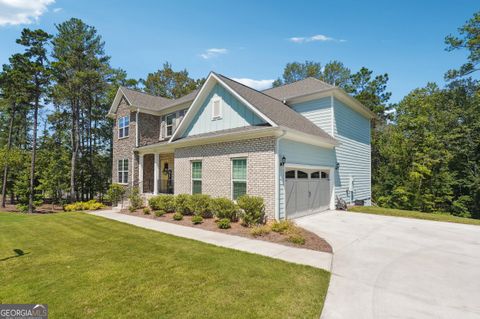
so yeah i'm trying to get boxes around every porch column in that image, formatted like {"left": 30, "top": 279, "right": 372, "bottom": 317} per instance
{"left": 153, "top": 153, "right": 160, "bottom": 195}
{"left": 139, "top": 154, "right": 144, "bottom": 193}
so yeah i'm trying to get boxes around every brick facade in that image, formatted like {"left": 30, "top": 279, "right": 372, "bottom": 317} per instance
{"left": 112, "top": 100, "right": 137, "bottom": 185}
{"left": 138, "top": 112, "right": 160, "bottom": 147}
{"left": 174, "top": 137, "right": 277, "bottom": 218}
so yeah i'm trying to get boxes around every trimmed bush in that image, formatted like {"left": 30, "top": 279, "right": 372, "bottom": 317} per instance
{"left": 250, "top": 225, "right": 271, "bottom": 237}
{"left": 106, "top": 183, "right": 126, "bottom": 206}
{"left": 217, "top": 218, "right": 231, "bottom": 229}
{"left": 143, "top": 207, "right": 151, "bottom": 215}
{"left": 190, "top": 194, "right": 213, "bottom": 218}
{"left": 149, "top": 195, "right": 175, "bottom": 213}
{"left": 154, "top": 210, "right": 165, "bottom": 217}
{"left": 211, "top": 197, "right": 238, "bottom": 221}
{"left": 129, "top": 187, "right": 143, "bottom": 210}
{"left": 64, "top": 200, "right": 105, "bottom": 212}
{"left": 175, "top": 194, "right": 193, "bottom": 215}
{"left": 191, "top": 215, "right": 203, "bottom": 225}
{"left": 173, "top": 212, "right": 183, "bottom": 221}
{"left": 128, "top": 206, "right": 136, "bottom": 212}
{"left": 286, "top": 233, "right": 306, "bottom": 245}
{"left": 237, "top": 195, "right": 265, "bottom": 227}
{"left": 271, "top": 220, "right": 294, "bottom": 234}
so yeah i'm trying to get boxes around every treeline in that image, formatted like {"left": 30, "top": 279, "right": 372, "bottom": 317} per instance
{"left": 0, "top": 18, "right": 202, "bottom": 212}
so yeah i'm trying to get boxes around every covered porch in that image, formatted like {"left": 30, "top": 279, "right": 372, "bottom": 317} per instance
{"left": 138, "top": 153, "right": 174, "bottom": 195}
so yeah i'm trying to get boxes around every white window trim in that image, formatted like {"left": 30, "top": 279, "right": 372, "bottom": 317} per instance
{"left": 118, "top": 158, "right": 129, "bottom": 185}
{"left": 212, "top": 97, "right": 222, "bottom": 120}
{"left": 191, "top": 160, "right": 202, "bottom": 194}
{"left": 165, "top": 113, "right": 176, "bottom": 138}
{"left": 231, "top": 158, "right": 247, "bottom": 200}
{"left": 118, "top": 115, "right": 130, "bottom": 139}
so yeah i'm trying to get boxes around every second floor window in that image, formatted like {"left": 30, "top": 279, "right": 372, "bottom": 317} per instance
{"left": 166, "top": 113, "right": 175, "bottom": 137}
{"left": 118, "top": 115, "right": 129, "bottom": 138}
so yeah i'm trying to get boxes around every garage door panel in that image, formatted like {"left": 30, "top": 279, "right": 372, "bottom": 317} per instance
{"left": 285, "top": 180, "right": 296, "bottom": 216}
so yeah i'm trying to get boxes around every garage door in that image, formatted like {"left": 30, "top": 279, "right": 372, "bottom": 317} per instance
{"left": 285, "top": 169, "right": 331, "bottom": 219}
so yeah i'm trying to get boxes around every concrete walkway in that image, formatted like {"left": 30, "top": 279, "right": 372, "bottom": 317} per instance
{"left": 297, "top": 210, "right": 480, "bottom": 319}
{"left": 90, "top": 210, "right": 332, "bottom": 271}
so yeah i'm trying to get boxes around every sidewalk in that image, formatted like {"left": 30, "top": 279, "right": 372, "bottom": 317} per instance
{"left": 90, "top": 210, "right": 332, "bottom": 271}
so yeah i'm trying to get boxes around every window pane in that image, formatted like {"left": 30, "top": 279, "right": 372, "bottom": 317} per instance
{"left": 286, "top": 170, "right": 295, "bottom": 179}
{"left": 321, "top": 172, "right": 329, "bottom": 179}
{"left": 123, "top": 159, "right": 128, "bottom": 171}
{"left": 232, "top": 159, "right": 246, "bottom": 180}
{"left": 192, "top": 180, "right": 202, "bottom": 194}
{"left": 124, "top": 127, "right": 129, "bottom": 137}
{"left": 166, "top": 114, "right": 174, "bottom": 125}
{"left": 124, "top": 116, "right": 129, "bottom": 126}
{"left": 119, "top": 117, "right": 124, "bottom": 128}
{"left": 233, "top": 181, "right": 246, "bottom": 200}
{"left": 167, "top": 126, "right": 173, "bottom": 136}
{"left": 311, "top": 171, "right": 320, "bottom": 179}
{"left": 297, "top": 171, "right": 308, "bottom": 179}
{"left": 192, "top": 161, "right": 202, "bottom": 179}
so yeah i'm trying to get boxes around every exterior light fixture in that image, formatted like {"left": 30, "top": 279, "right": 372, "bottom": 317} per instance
{"left": 280, "top": 156, "right": 286, "bottom": 166}
{"left": 335, "top": 162, "right": 340, "bottom": 170}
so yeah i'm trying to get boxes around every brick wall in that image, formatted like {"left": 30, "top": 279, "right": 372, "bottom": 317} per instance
{"left": 174, "top": 137, "right": 276, "bottom": 218}
{"left": 138, "top": 112, "right": 160, "bottom": 147}
{"left": 112, "top": 101, "right": 137, "bottom": 185}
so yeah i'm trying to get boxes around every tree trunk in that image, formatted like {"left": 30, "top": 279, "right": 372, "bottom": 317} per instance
{"left": 28, "top": 100, "right": 39, "bottom": 214}
{"left": 70, "top": 100, "right": 79, "bottom": 202}
{"left": 1, "top": 104, "right": 16, "bottom": 208}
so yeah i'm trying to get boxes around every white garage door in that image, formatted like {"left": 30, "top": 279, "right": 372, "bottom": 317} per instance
{"left": 285, "top": 169, "right": 331, "bottom": 219}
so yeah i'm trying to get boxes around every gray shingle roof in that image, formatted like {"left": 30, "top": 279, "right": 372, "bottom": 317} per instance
{"left": 120, "top": 87, "right": 198, "bottom": 112}
{"left": 262, "top": 77, "right": 334, "bottom": 100}
{"left": 215, "top": 73, "right": 336, "bottom": 143}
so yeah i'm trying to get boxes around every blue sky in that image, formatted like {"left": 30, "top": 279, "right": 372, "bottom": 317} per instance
{"left": 0, "top": 0, "right": 477, "bottom": 102}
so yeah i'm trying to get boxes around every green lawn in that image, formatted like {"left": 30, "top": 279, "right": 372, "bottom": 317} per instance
{"left": 0, "top": 212, "right": 330, "bottom": 318}
{"left": 349, "top": 206, "right": 480, "bottom": 226}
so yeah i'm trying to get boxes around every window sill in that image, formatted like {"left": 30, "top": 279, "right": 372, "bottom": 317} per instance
{"left": 118, "top": 136, "right": 129, "bottom": 140}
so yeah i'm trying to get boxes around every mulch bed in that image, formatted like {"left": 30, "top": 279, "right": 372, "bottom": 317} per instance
{"left": 121, "top": 209, "right": 332, "bottom": 253}
{"left": 0, "top": 203, "right": 66, "bottom": 214}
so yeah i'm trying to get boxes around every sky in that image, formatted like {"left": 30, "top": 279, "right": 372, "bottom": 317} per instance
{"left": 0, "top": 0, "right": 477, "bottom": 103}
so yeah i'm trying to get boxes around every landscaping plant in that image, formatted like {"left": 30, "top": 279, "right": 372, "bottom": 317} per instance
{"left": 143, "top": 207, "right": 151, "bottom": 215}
{"left": 191, "top": 194, "right": 213, "bottom": 218}
{"left": 173, "top": 212, "right": 183, "bottom": 221}
{"left": 217, "top": 218, "right": 231, "bottom": 229}
{"left": 237, "top": 195, "right": 265, "bottom": 226}
{"left": 129, "top": 186, "right": 143, "bottom": 210}
{"left": 149, "top": 195, "right": 175, "bottom": 214}
{"left": 106, "top": 183, "right": 126, "bottom": 207}
{"left": 174, "top": 194, "right": 193, "bottom": 215}
{"left": 154, "top": 210, "right": 165, "bottom": 217}
{"left": 211, "top": 197, "right": 238, "bottom": 221}
{"left": 191, "top": 215, "right": 203, "bottom": 225}
{"left": 250, "top": 225, "right": 271, "bottom": 237}
{"left": 64, "top": 200, "right": 105, "bottom": 212}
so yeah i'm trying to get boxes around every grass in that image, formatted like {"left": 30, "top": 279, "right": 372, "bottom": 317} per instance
{"left": 349, "top": 206, "right": 480, "bottom": 226}
{"left": 0, "top": 212, "right": 330, "bottom": 318}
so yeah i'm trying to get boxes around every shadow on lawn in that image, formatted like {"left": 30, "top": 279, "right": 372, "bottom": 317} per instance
{"left": 0, "top": 249, "right": 30, "bottom": 262}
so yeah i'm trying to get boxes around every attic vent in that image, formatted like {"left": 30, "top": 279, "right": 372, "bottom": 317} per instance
{"left": 212, "top": 98, "right": 222, "bottom": 120}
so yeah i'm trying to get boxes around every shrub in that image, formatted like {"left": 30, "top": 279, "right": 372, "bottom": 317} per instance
{"left": 64, "top": 200, "right": 105, "bottom": 212}
{"left": 286, "top": 233, "right": 306, "bottom": 245}
{"left": 128, "top": 206, "right": 136, "bottom": 212}
{"left": 271, "top": 220, "right": 295, "bottom": 234}
{"left": 175, "top": 194, "right": 193, "bottom": 215}
{"left": 190, "top": 194, "right": 213, "bottom": 218}
{"left": 106, "top": 183, "right": 126, "bottom": 206}
{"left": 191, "top": 215, "right": 203, "bottom": 225}
{"left": 217, "top": 218, "right": 231, "bottom": 229}
{"left": 129, "top": 187, "right": 143, "bottom": 210}
{"left": 143, "top": 207, "right": 151, "bottom": 215}
{"left": 237, "top": 195, "right": 265, "bottom": 227}
{"left": 250, "top": 225, "right": 271, "bottom": 237}
{"left": 149, "top": 195, "right": 175, "bottom": 213}
{"left": 173, "top": 212, "right": 183, "bottom": 221}
{"left": 154, "top": 210, "right": 165, "bottom": 217}
{"left": 211, "top": 197, "right": 238, "bottom": 221}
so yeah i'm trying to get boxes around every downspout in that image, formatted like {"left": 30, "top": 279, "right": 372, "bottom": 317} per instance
{"left": 274, "top": 130, "right": 287, "bottom": 221}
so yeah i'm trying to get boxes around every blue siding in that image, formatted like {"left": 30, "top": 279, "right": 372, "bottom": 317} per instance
{"left": 291, "top": 97, "right": 333, "bottom": 135}
{"left": 182, "top": 84, "right": 265, "bottom": 137}
{"left": 333, "top": 98, "right": 371, "bottom": 204}
{"left": 278, "top": 139, "right": 335, "bottom": 219}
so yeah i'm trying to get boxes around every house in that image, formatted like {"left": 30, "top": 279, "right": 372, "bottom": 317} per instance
{"left": 108, "top": 72, "right": 375, "bottom": 220}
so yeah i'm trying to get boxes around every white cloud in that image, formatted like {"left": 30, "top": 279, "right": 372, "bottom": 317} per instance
{"left": 0, "top": 0, "right": 55, "bottom": 26}
{"left": 288, "top": 34, "right": 345, "bottom": 43}
{"left": 53, "top": 7, "right": 62, "bottom": 13}
{"left": 200, "top": 48, "right": 228, "bottom": 59}
{"left": 232, "top": 78, "right": 274, "bottom": 91}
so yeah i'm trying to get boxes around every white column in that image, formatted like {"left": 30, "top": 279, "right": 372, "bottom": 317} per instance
{"left": 139, "top": 154, "right": 144, "bottom": 193}
{"left": 153, "top": 153, "right": 160, "bottom": 195}
{"left": 329, "top": 167, "right": 336, "bottom": 210}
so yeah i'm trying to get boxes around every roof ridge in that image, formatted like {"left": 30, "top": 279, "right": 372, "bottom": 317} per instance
{"left": 262, "top": 76, "right": 334, "bottom": 92}
{"left": 120, "top": 86, "right": 172, "bottom": 101}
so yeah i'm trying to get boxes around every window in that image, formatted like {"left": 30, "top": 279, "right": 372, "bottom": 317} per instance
{"left": 191, "top": 161, "right": 202, "bottom": 194}
{"left": 286, "top": 170, "right": 296, "bottom": 179}
{"left": 118, "top": 159, "right": 128, "bottom": 184}
{"left": 311, "top": 171, "right": 320, "bottom": 179}
{"left": 232, "top": 158, "right": 247, "bottom": 200}
{"left": 165, "top": 113, "right": 175, "bottom": 137}
{"left": 297, "top": 171, "right": 308, "bottom": 179}
{"left": 212, "top": 98, "right": 222, "bottom": 119}
{"left": 118, "top": 116, "right": 129, "bottom": 138}
{"left": 321, "top": 171, "right": 329, "bottom": 179}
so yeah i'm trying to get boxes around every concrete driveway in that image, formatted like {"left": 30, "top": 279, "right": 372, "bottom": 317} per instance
{"left": 296, "top": 210, "right": 480, "bottom": 319}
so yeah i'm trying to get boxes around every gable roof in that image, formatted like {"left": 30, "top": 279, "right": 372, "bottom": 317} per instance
{"left": 263, "top": 77, "right": 334, "bottom": 100}
{"left": 214, "top": 74, "right": 336, "bottom": 143}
